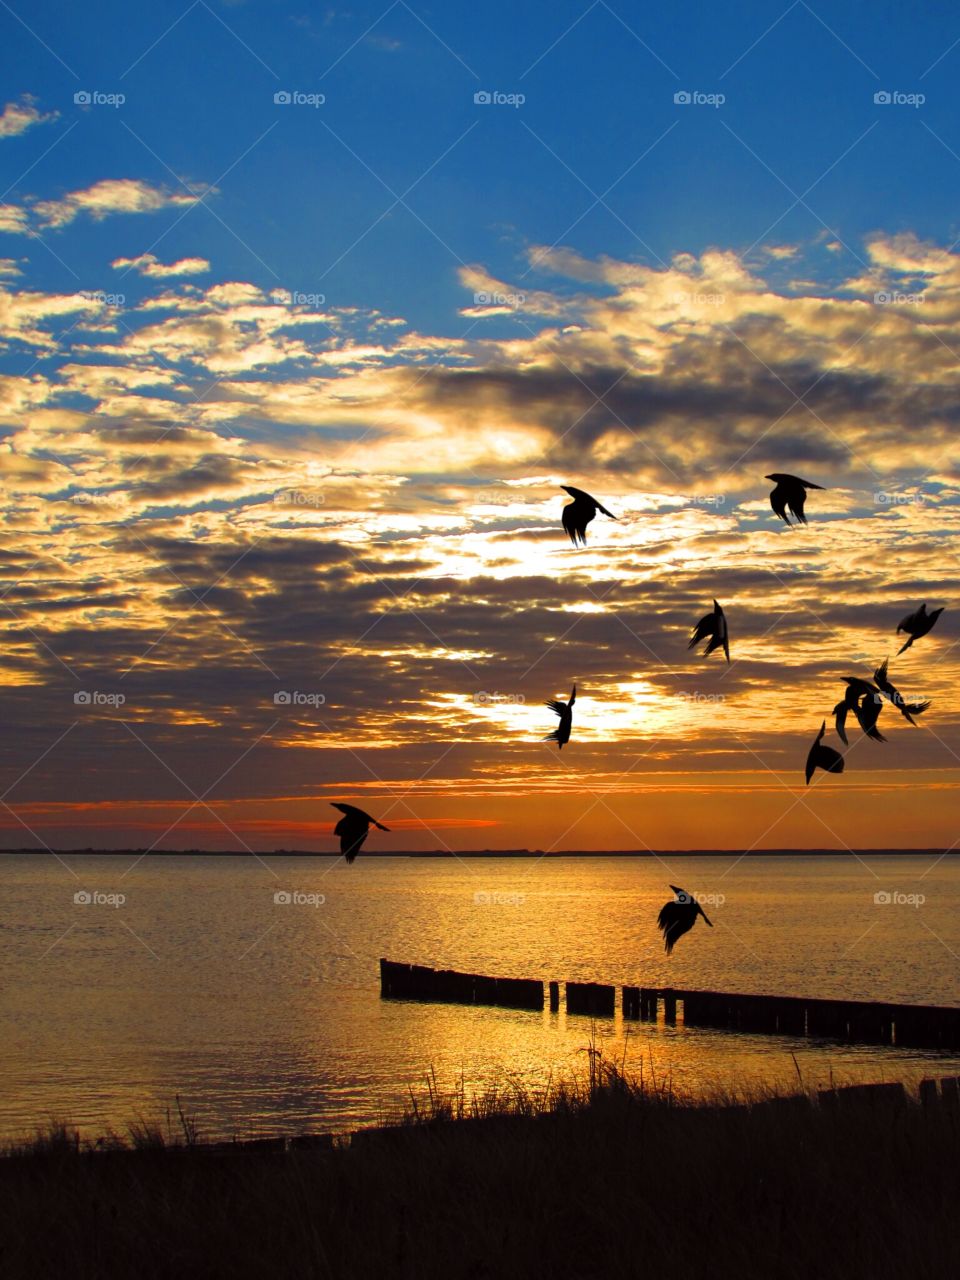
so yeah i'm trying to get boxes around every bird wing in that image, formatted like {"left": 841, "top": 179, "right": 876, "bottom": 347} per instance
{"left": 544, "top": 700, "right": 568, "bottom": 717}
{"left": 689, "top": 613, "right": 715, "bottom": 645}
{"left": 769, "top": 486, "right": 789, "bottom": 522}
{"left": 657, "top": 901, "right": 692, "bottom": 954}
{"left": 874, "top": 658, "right": 890, "bottom": 691}
{"left": 331, "top": 803, "right": 372, "bottom": 822}
{"left": 561, "top": 486, "right": 594, "bottom": 502}
{"left": 796, "top": 478, "right": 824, "bottom": 490}
{"left": 595, "top": 501, "right": 617, "bottom": 520}
{"left": 832, "top": 701, "right": 849, "bottom": 745}
{"left": 787, "top": 487, "right": 808, "bottom": 524}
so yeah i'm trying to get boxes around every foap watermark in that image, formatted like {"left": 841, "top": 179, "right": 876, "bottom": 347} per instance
{"left": 874, "top": 90, "right": 924, "bottom": 108}
{"left": 70, "top": 492, "right": 118, "bottom": 507}
{"left": 274, "top": 890, "right": 325, "bottom": 907}
{"left": 274, "top": 690, "right": 326, "bottom": 707}
{"left": 74, "top": 889, "right": 126, "bottom": 908}
{"left": 874, "top": 491, "right": 924, "bottom": 506}
{"left": 74, "top": 90, "right": 125, "bottom": 108}
{"left": 674, "top": 290, "right": 725, "bottom": 307}
{"left": 269, "top": 288, "right": 326, "bottom": 307}
{"left": 875, "top": 290, "right": 924, "bottom": 306}
{"left": 78, "top": 290, "right": 125, "bottom": 306}
{"left": 674, "top": 889, "right": 725, "bottom": 908}
{"left": 473, "top": 691, "right": 526, "bottom": 706}
{"left": 273, "top": 489, "right": 325, "bottom": 508}
{"left": 874, "top": 890, "right": 925, "bottom": 908}
{"left": 473, "top": 90, "right": 525, "bottom": 107}
{"left": 274, "top": 90, "right": 325, "bottom": 107}
{"left": 685, "top": 493, "right": 727, "bottom": 507}
{"left": 677, "top": 691, "right": 725, "bottom": 704}
{"left": 473, "top": 290, "right": 525, "bottom": 309}
{"left": 674, "top": 90, "right": 725, "bottom": 108}
{"left": 74, "top": 691, "right": 125, "bottom": 707}
{"left": 474, "top": 891, "right": 525, "bottom": 907}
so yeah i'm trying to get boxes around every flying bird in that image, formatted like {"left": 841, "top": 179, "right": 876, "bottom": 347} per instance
{"left": 897, "top": 603, "right": 944, "bottom": 655}
{"left": 560, "top": 486, "right": 617, "bottom": 547}
{"left": 688, "top": 600, "right": 729, "bottom": 663}
{"left": 874, "top": 658, "right": 931, "bottom": 725}
{"left": 765, "top": 473, "right": 824, "bottom": 525}
{"left": 805, "top": 721, "right": 845, "bottom": 785}
{"left": 840, "top": 677, "right": 886, "bottom": 742}
{"left": 330, "top": 803, "right": 390, "bottom": 864}
{"left": 544, "top": 685, "right": 576, "bottom": 749}
{"left": 657, "top": 885, "right": 713, "bottom": 954}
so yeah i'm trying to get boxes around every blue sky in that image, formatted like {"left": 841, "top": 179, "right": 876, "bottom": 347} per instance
{"left": 3, "top": 1, "right": 959, "bottom": 332}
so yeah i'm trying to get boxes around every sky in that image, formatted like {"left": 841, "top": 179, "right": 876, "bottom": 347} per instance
{"left": 1, "top": 0, "right": 960, "bottom": 852}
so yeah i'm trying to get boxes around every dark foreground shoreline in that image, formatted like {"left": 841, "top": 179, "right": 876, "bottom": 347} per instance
{"left": 3, "top": 1082, "right": 958, "bottom": 1279}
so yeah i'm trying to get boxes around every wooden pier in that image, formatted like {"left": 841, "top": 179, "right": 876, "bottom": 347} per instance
{"left": 379, "top": 959, "right": 960, "bottom": 1051}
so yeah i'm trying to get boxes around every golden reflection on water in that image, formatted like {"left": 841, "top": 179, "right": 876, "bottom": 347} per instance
{"left": 1, "top": 853, "right": 959, "bottom": 1141}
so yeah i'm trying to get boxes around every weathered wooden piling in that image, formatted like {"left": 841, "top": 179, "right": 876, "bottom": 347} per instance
{"left": 919, "top": 1079, "right": 939, "bottom": 1108}
{"left": 622, "top": 985, "right": 640, "bottom": 1020}
{"left": 819, "top": 1082, "right": 906, "bottom": 1111}
{"left": 379, "top": 959, "right": 543, "bottom": 1010}
{"left": 640, "top": 987, "right": 658, "bottom": 1020}
{"left": 566, "top": 981, "right": 616, "bottom": 1018}
{"left": 549, "top": 980, "right": 559, "bottom": 1012}
{"left": 940, "top": 1077, "right": 960, "bottom": 1108}
{"left": 662, "top": 989, "right": 676, "bottom": 1025}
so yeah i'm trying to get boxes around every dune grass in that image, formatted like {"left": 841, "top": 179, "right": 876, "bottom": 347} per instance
{"left": 1, "top": 1060, "right": 958, "bottom": 1279}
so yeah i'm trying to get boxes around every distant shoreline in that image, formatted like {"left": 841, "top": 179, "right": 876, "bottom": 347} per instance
{"left": 0, "top": 848, "right": 956, "bottom": 858}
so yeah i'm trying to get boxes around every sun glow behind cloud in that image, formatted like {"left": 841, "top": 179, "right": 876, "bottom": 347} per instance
{"left": 1, "top": 228, "right": 959, "bottom": 849}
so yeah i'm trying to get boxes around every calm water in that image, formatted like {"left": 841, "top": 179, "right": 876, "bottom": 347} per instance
{"left": 1, "top": 853, "right": 958, "bottom": 1142}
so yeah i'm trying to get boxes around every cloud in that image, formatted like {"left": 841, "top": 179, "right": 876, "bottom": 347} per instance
{"left": 32, "top": 179, "right": 212, "bottom": 229}
{"left": 0, "top": 96, "right": 58, "bottom": 140}
{"left": 111, "top": 252, "right": 211, "bottom": 278}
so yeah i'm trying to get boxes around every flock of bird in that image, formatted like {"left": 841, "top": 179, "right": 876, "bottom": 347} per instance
{"left": 328, "top": 473, "right": 946, "bottom": 954}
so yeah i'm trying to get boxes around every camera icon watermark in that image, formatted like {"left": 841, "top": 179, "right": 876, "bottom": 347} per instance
{"left": 273, "top": 690, "right": 326, "bottom": 707}
{"left": 674, "top": 90, "right": 725, "bottom": 108}
{"left": 73, "top": 691, "right": 126, "bottom": 707}
{"left": 473, "top": 90, "right": 525, "bottom": 108}
{"left": 74, "top": 889, "right": 126, "bottom": 908}
{"left": 274, "top": 890, "right": 325, "bottom": 906}
{"left": 274, "top": 90, "right": 325, "bottom": 107}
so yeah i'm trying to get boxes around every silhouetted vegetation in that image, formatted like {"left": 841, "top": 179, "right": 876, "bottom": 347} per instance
{"left": 2, "top": 1062, "right": 959, "bottom": 1279}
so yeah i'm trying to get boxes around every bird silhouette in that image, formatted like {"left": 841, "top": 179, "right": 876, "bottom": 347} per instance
{"left": 331, "top": 803, "right": 390, "bottom": 863}
{"left": 874, "top": 658, "right": 931, "bottom": 725}
{"left": 840, "top": 677, "right": 886, "bottom": 742}
{"left": 688, "top": 600, "right": 729, "bottom": 663}
{"left": 765, "top": 473, "right": 824, "bottom": 525}
{"left": 657, "top": 885, "right": 713, "bottom": 954}
{"left": 805, "top": 720, "right": 845, "bottom": 785}
{"left": 831, "top": 686, "right": 856, "bottom": 746}
{"left": 897, "top": 603, "right": 944, "bottom": 655}
{"left": 544, "top": 685, "right": 576, "bottom": 749}
{"left": 560, "top": 486, "right": 617, "bottom": 547}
